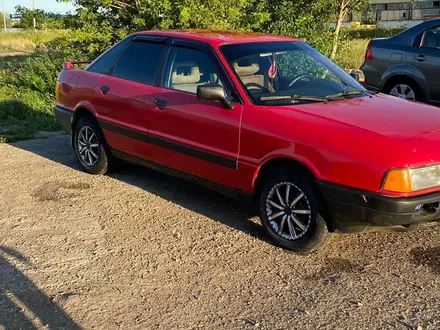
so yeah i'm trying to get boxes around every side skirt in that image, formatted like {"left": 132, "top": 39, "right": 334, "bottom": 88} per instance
{"left": 110, "top": 149, "right": 255, "bottom": 208}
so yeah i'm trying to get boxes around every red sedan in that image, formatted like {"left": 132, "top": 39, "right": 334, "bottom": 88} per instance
{"left": 55, "top": 30, "right": 440, "bottom": 253}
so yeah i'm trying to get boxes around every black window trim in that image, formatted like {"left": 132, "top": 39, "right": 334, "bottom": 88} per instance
{"left": 86, "top": 35, "right": 134, "bottom": 75}
{"left": 107, "top": 37, "right": 169, "bottom": 86}
{"left": 154, "top": 37, "right": 244, "bottom": 104}
{"left": 419, "top": 26, "right": 440, "bottom": 49}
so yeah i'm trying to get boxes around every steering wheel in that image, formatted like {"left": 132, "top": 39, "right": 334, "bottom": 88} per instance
{"left": 244, "top": 82, "right": 270, "bottom": 94}
{"left": 287, "top": 74, "right": 314, "bottom": 89}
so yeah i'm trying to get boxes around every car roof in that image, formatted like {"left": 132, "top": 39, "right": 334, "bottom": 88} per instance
{"left": 134, "top": 30, "right": 301, "bottom": 47}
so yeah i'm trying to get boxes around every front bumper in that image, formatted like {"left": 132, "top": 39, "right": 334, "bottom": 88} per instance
{"left": 318, "top": 181, "right": 440, "bottom": 232}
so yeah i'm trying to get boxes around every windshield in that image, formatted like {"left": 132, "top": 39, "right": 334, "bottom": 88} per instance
{"left": 220, "top": 41, "right": 368, "bottom": 105}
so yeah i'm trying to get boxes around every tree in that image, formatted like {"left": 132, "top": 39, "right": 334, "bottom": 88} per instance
{"left": 263, "top": 0, "right": 336, "bottom": 56}
{"left": 53, "top": 0, "right": 349, "bottom": 59}
{"left": 177, "top": 0, "right": 269, "bottom": 31}
{"left": 329, "top": 0, "right": 370, "bottom": 60}
{"left": 0, "top": 12, "right": 10, "bottom": 29}
{"left": 15, "top": 5, "right": 45, "bottom": 29}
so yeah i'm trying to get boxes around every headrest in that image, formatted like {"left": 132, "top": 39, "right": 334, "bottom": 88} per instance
{"left": 172, "top": 62, "right": 201, "bottom": 85}
{"left": 232, "top": 61, "right": 260, "bottom": 76}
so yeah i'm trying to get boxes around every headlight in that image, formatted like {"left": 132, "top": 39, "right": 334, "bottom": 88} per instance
{"left": 383, "top": 165, "right": 440, "bottom": 193}
{"left": 411, "top": 166, "right": 440, "bottom": 191}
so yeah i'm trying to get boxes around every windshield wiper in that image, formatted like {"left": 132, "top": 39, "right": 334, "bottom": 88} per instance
{"left": 326, "top": 90, "right": 369, "bottom": 99}
{"left": 260, "top": 95, "right": 329, "bottom": 104}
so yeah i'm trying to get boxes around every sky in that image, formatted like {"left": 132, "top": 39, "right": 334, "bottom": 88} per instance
{"left": 2, "top": 0, "right": 75, "bottom": 14}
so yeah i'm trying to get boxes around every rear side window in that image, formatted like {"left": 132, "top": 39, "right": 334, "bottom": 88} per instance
{"left": 87, "top": 37, "right": 132, "bottom": 74}
{"left": 111, "top": 41, "right": 166, "bottom": 85}
{"left": 421, "top": 25, "right": 440, "bottom": 49}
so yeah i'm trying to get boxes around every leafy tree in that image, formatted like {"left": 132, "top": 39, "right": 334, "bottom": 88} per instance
{"left": 329, "top": 0, "right": 370, "bottom": 60}
{"left": 177, "top": 0, "right": 269, "bottom": 31}
{"left": 264, "top": 0, "right": 336, "bottom": 56}
{"left": 56, "top": 0, "right": 337, "bottom": 54}
{"left": 15, "top": 5, "right": 45, "bottom": 30}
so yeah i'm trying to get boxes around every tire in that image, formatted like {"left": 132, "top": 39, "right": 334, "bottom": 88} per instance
{"left": 386, "top": 79, "right": 422, "bottom": 102}
{"left": 258, "top": 168, "right": 330, "bottom": 254}
{"left": 73, "top": 116, "right": 110, "bottom": 175}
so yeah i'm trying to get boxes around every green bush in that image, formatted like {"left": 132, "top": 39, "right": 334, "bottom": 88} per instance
{"left": 0, "top": 85, "right": 58, "bottom": 142}
{"left": 0, "top": 51, "right": 65, "bottom": 96}
{"left": 343, "top": 27, "right": 406, "bottom": 40}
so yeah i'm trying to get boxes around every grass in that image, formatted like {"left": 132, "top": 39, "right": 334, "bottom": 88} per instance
{"left": 0, "top": 84, "right": 58, "bottom": 142}
{"left": 0, "top": 30, "right": 62, "bottom": 55}
{"left": 336, "top": 38, "right": 370, "bottom": 70}
{"left": 0, "top": 30, "right": 62, "bottom": 142}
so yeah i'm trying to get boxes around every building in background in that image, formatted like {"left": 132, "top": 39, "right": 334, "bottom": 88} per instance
{"left": 346, "top": 0, "right": 440, "bottom": 27}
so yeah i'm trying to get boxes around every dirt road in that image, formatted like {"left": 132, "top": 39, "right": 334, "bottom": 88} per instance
{"left": 1, "top": 136, "right": 440, "bottom": 330}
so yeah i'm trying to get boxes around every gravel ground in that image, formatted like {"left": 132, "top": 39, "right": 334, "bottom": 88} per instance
{"left": 1, "top": 135, "right": 440, "bottom": 330}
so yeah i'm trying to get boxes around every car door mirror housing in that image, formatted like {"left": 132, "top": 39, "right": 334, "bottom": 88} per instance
{"left": 197, "top": 84, "right": 234, "bottom": 109}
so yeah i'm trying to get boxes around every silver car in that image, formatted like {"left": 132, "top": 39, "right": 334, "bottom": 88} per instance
{"left": 361, "top": 19, "right": 440, "bottom": 105}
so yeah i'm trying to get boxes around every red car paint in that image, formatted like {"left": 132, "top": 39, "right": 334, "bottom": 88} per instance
{"left": 56, "top": 31, "right": 440, "bottom": 200}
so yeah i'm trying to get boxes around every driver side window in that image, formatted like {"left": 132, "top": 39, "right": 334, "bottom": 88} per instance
{"left": 164, "top": 46, "right": 228, "bottom": 95}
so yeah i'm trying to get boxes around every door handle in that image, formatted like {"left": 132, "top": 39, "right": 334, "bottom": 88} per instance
{"left": 154, "top": 99, "right": 168, "bottom": 109}
{"left": 414, "top": 55, "right": 427, "bottom": 62}
{"left": 100, "top": 86, "right": 111, "bottom": 95}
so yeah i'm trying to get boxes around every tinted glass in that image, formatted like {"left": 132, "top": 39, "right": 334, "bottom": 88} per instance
{"left": 164, "top": 46, "right": 228, "bottom": 95}
{"left": 422, "top": 26, "right": 440, "bottom": 49}
{"left": 87, "top": 37, "right": 132, "bottom": 75}
{"left": 112, "top": 41, "right": 166, "bottom": 85}
{"left": 221, "top": 42, "right": 366, "bottom": 105}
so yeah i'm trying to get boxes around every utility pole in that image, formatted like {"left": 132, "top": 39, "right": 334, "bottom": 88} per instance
{"left": 2, "top": 0, "right": 6, "bottom": 32}
{"left": 32, "top": 0, "right": 36, "bottom": 31}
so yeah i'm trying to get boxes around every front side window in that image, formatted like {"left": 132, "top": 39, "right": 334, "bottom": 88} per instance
{"left": 221, "top": 42, "right": 368, "bottom": 105}
{"left": 111, "top": 41, "right": 166, "bottom": 85}
{"left": 164, "top": 46, "right": 228, "bottom": 95}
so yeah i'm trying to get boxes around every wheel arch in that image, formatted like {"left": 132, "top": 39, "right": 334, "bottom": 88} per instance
{"left": 252, "top": 156, "right": 319, "bottom": 194}
{"left": 252, "top": 156, "right": 333, "bottom": 232}
{"left": 381, "top": 66, "right": 429, "bottom": 101}
{"left": 71, "top": 102, "right": 100, "bottom": 147}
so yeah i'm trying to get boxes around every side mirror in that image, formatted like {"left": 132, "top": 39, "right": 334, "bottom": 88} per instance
{"left": 197, "top": 84, "right": 233, "bottom": 109}
{"left": 349, "top": 71, "right": 360, "bottom": 82}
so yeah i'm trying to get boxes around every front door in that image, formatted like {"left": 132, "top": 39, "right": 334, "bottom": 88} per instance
{"left": 406, "top": 25, "right": 440, "bottom": 101}
{"left": 148, "top": 40, "right": 243, "bottom": 188}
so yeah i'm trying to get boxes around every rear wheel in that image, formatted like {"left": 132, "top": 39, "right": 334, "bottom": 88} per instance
{"left": 258, "top": 168, "right": 330, "bottom": 253}
{"left": 73, "top": 116, "right": 110, "bottom": 175}
{"left": 386, "top": 79, "right": 421, "bottom": 101}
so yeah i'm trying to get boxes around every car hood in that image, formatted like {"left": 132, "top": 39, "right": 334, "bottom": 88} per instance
{"left": 264, "top": 94, "right": 440, "bottom": 139}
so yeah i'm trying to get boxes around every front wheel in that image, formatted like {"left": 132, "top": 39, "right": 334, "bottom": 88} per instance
{"left": 258, "top": 169, "right": 330, "bottom": 253}
{"left": 73, "top": 116, "right": 110, "bottom": 175}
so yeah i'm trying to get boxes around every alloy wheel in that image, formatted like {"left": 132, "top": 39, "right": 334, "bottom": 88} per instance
{"left": 265, "top": 182, "right": 312, "bottom": 240}
{"left": 389, "top": 84, "right": 415, "bottom": 100}
{"left": 77, "top": 126, "right": 100, "bottom": 166}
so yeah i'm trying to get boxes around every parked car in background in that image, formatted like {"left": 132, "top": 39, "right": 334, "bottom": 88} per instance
{"left": 362, "top": 18, "right": 440, "bottom": 105}
{"left": 56, "top": 30, "right": 440, "bottom": 253}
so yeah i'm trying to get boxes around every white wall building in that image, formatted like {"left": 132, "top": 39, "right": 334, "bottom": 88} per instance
{"left": 347, "top": 0, "right": 440, "bottom": 27}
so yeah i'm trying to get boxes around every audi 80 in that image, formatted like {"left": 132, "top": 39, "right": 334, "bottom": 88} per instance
{"left": 55, "top": 30, "right": 440, "bottom": 253}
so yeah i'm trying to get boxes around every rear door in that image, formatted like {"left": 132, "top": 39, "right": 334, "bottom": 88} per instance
{"left": 406, "top": 25, "right": 440, "bottom": 101}
{"left": 93, "top": 36, "right": 168, "bottom": 158}
{"left": 148, "top": 39, "right": 244, "bottom": 188}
